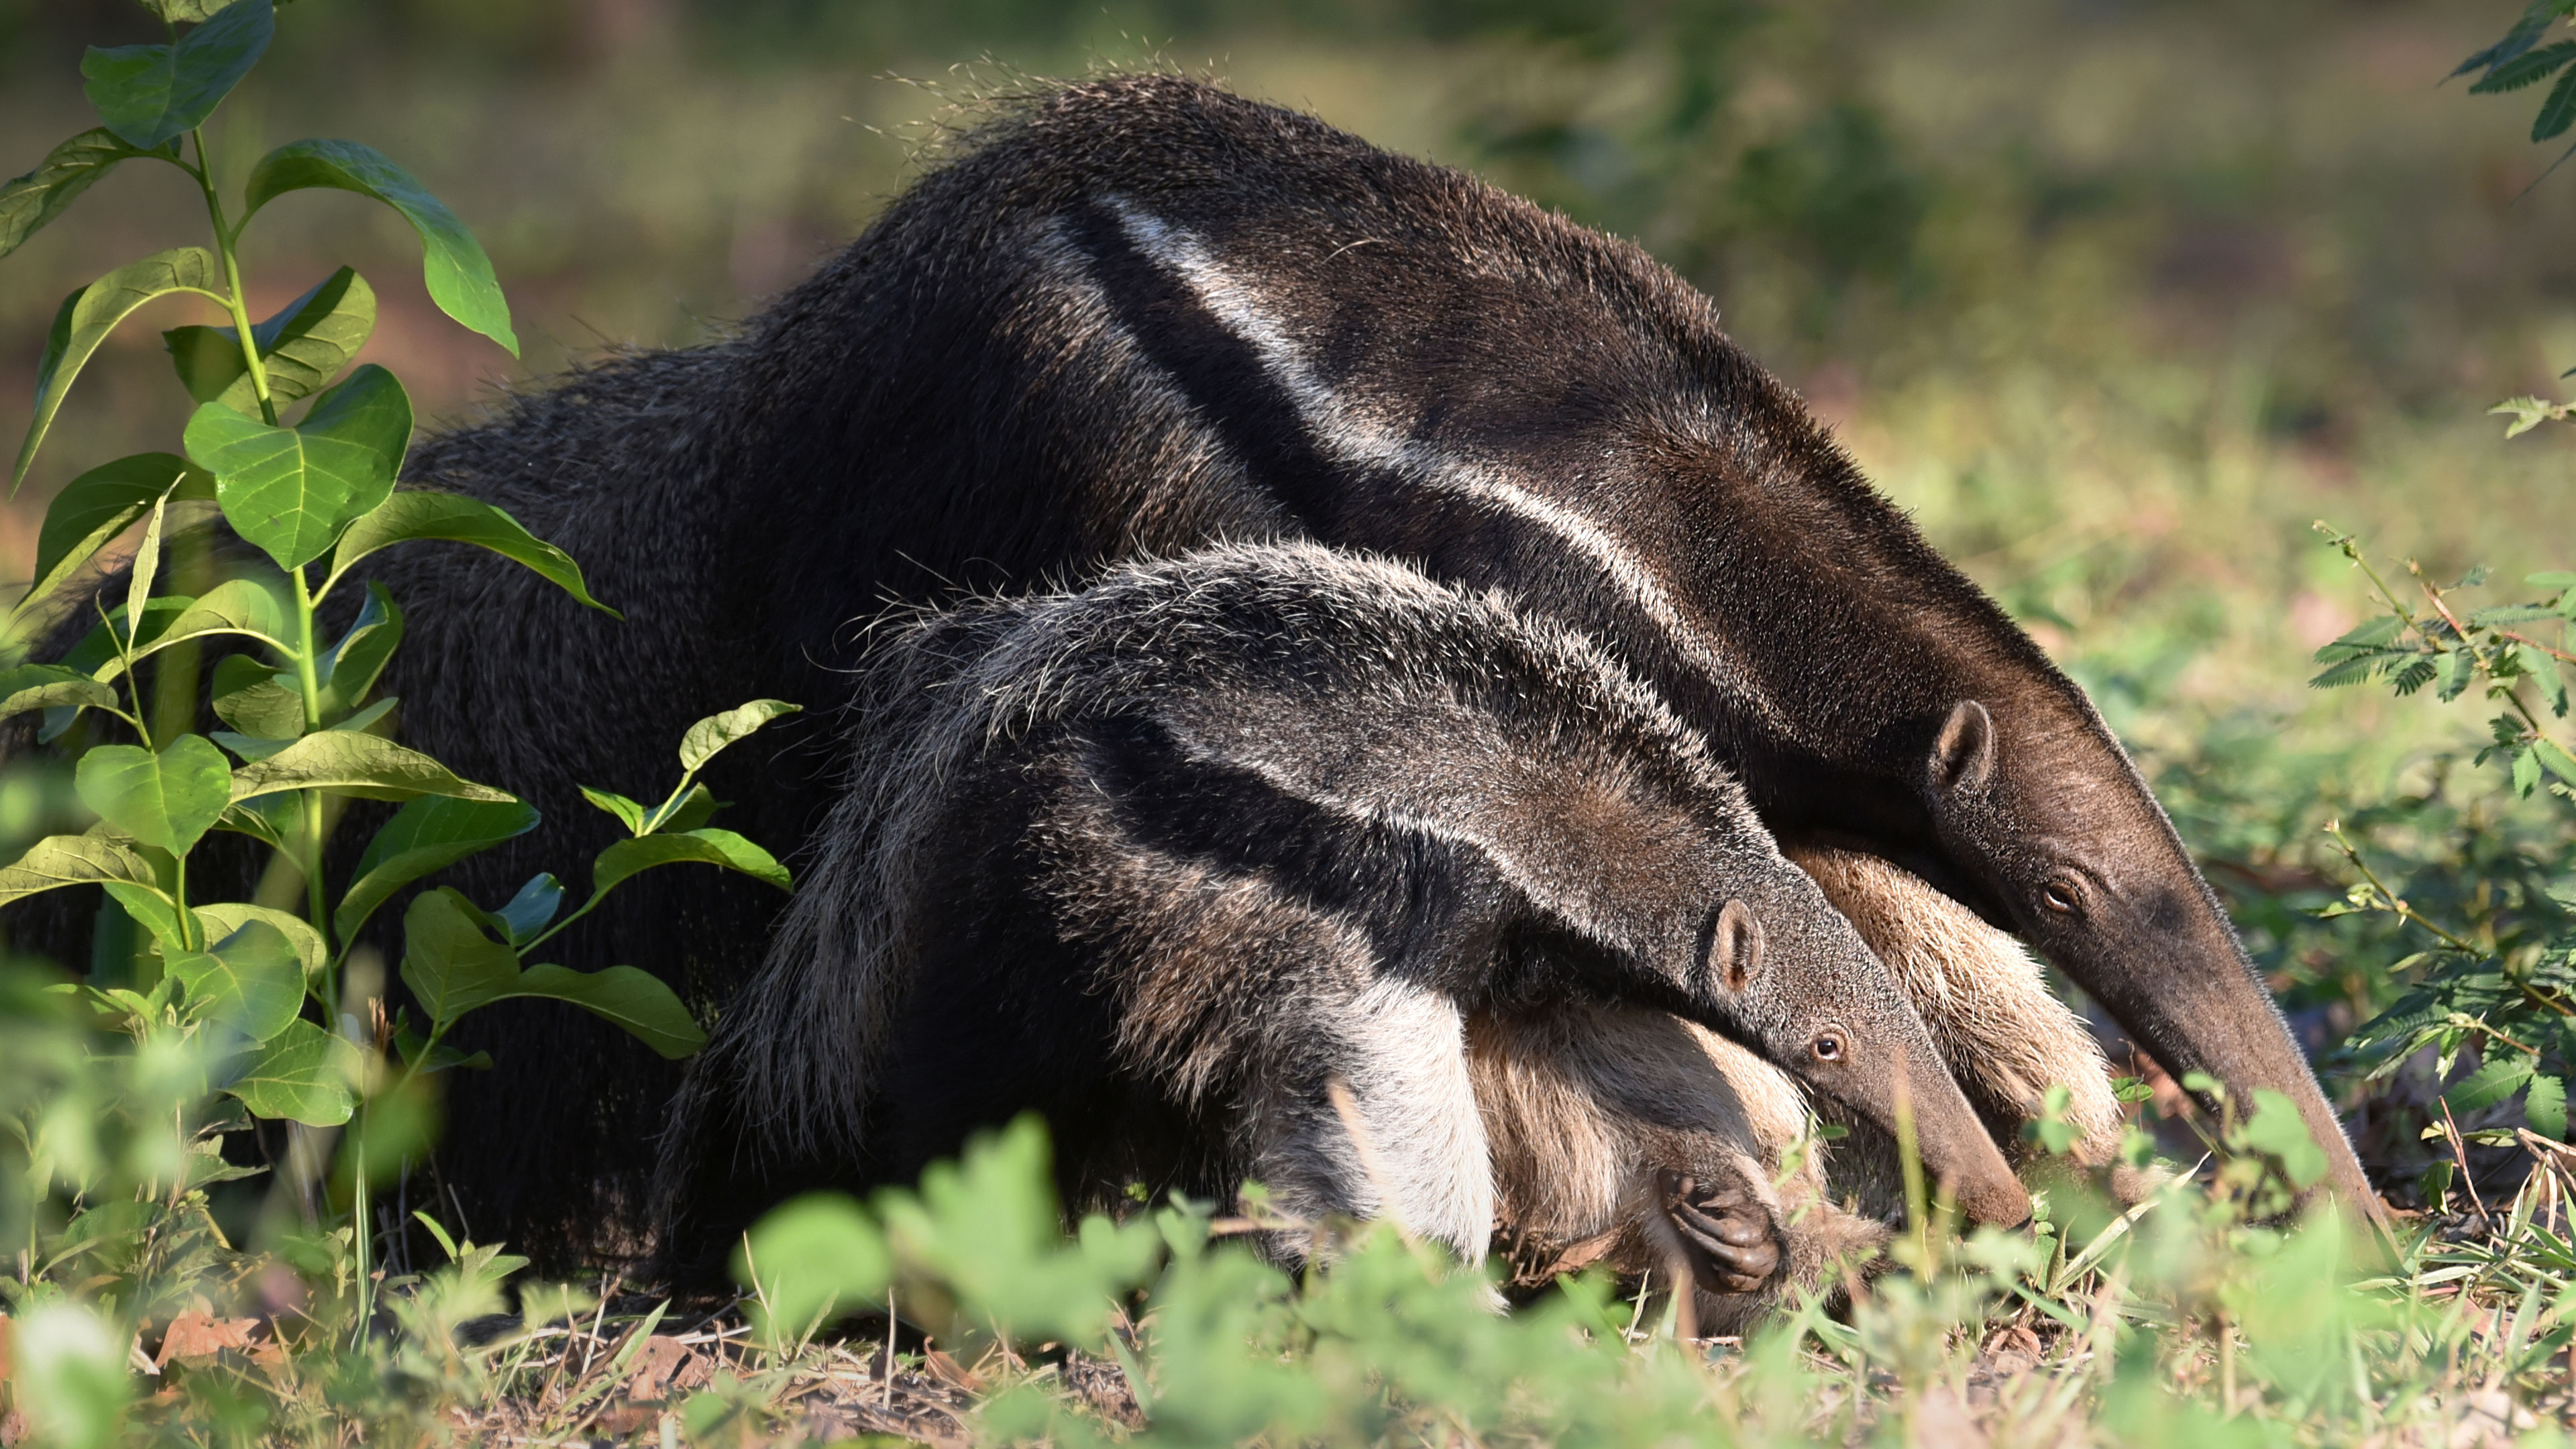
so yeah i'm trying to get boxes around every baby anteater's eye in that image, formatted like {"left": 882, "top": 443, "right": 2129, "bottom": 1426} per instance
{"left": 2039, "top": 873, "right": 2084, "bottom": 916}
{"left": 1811, "top": 1030, "right": 1846, "bottom": 1063}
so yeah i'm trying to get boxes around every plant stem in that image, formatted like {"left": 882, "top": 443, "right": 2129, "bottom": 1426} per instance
{"left": 190, "top": 129, "right": 278, "bottom": 428}
{"left": 290, "top": 565, "right": 331, "bottom": 972}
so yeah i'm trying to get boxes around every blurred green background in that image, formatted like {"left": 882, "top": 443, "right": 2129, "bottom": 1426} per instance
{"left": 3, "top": 0, "right": 2573, "bottom": 1101}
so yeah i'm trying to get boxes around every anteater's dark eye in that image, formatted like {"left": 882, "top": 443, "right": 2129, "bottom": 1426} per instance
{"left": 2040, "top": 876, "right": 2082, "bottom": 916}
{"left": 1811, "top": 1030, "right": 1845, "bottom": 1063}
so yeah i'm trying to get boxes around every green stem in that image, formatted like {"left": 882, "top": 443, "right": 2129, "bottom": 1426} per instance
{"left": 290, "top": 566, "right": 331, "bottom": 976}
{"left": 190, "top": 128, "right": 278, "bottom": 428}
{"left": 171, "top": 851, "right": 193, "bottom": 953}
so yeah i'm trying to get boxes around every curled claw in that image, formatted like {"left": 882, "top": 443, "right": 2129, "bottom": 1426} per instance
{"left": 1658, "top": 1171, "right": 1781, "bottom": 1295}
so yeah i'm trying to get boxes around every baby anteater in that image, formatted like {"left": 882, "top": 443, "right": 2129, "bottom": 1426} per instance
{"left": 653, "top": 543, "right": 2025, "bottom": 1279}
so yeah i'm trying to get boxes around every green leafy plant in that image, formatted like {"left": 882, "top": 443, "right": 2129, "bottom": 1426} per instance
{"left": 0, "top": 0, "right": 795, "bottom": 1347}
{"left": 2309, "top": 525, "right": 2576, "bottom": 1163}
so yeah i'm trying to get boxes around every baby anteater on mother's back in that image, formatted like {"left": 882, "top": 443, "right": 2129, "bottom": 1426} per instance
{"left": 652, "top": 543, "right": 2026, "bottom": 1281}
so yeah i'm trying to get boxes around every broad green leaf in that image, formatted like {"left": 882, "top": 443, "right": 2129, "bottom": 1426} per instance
{"left": 123, "top": 486, "right": 170, "bottom": 659}
{"left": 2540, "top": 63, "right": 2576, "bottom": 142}
{"left": 169, "top": 920, "right": 303, "bottom": 1042}
{"left": 578, "top": 786, "right": 645, "bottom": 835}
{"left": 210, "top": 652, "right": 303, "bottom": 738}
{"left": 193, "top": 902, "right": 325, "bottom": 980}
{"left": 211, "top": 794, "right": 294, "bottom": 851}
{"left": 0, "top": 831, "right": 158, "bottom": 908}
{"left": 317, "top": 581, "right": 402, "bottom": 716}
{"left": 678, "top": 700, "right": 802, "bottom": 775}
{"left": 2445, "top": 1055, "right": 2536, "bottom": 1114}
{"left": 80, "top": 0, "right": 273, "bottom": 150}
{"left": 15, "top": 248, "right": 225, "bottom": 492}
{"left": 0, "top": 665, "right": 118, "bottom": 722}
{"left": 335, "top": 795, "right": 540, "bottom": 945}
{"left": 22, "top": 453, "right": 213, "bottom": 613}
{"left": 505, "top": 963, "right": 706, "bottom": 1060}
{"left": 144, "top": 0, "right": 257, "bottom": 19}
{"left": 74, "top": 735, "right": 232, "bottom": 855}
{"left": 165, "top": 266, "right": 376, "bottom": 413}
{"left": 735, "top": 1194, "right": 892, "bottom": 1337}
{"left": 2528, "top": 1073, "right": 2569, "bottom": 1141}
{"left": 398, "top": 888, "right": 522, "bottom": 1030}
{"left": 189, "top": 364, "right": 413, "bottom": 570}
{"left": 101, "top": 577, "right": 292, "bottom": 682}
{"left": 0, "top": 129, "right": 171, "bottom": 261}
{"left": 496, "top": 872, "right": 563, "bottom": 944}
{"left": 593, "top": 828, "right": 792, "bottom": 898}
{"left": 229, "top": 729, "right": 513, "bottom": 804}
{"left": 100, "top": 880, "right": 186, "bottom": 951}
{"left": 244, "top": 139, "right": 517, "bottom": 354}
{"left": 227, "top": 1018, "right": 354, "bottom": 1126}
{"left": 327, "top": 490, "right": 612, "bottom": 612}
{"left": 657, "top": 782, "right": 723, "bottom": 835}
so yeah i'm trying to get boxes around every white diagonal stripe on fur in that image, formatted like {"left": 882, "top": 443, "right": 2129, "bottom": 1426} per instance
{"left": 1104, "top": 198, "right": 1770, "bottom": 718}
{"left": 1334, "top": 977, "right": 1493, "bottom": 1260}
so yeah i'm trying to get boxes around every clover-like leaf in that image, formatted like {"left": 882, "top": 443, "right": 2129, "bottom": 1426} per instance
{"left": 244, "top": 138, "right": 516, "bottom": 354}
{"left": 15, "top": 248, "right": 225, "bottom": 492}
{"left": 188, "top": 364, "right": 412, "bottom": 570}
{"left": 74, "top": 735, "right": 233, "bottom": 855}
{"left": 335, "top": 795, "right": 540, "bottom": 945}
{"left": 327, "top": 490, "right": 612, "bottom": 613}
{"left": 166, "top": 266, "right": 376, "bottom": 413}
{"left": 80, "top": 0, "right": 273, "bottom": 151}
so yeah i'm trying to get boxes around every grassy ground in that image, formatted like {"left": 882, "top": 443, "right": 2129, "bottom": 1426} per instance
{"left": 7, "top": 0, "right": 2576, "bottom": 1442}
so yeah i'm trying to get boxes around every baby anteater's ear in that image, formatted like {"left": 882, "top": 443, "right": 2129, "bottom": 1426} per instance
{"left": 1700, "top": 899, "right": 1765, "bottom": 995}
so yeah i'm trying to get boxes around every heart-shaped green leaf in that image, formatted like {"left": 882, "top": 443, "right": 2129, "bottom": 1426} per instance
{"left": 169, "top": 919, "right": 303, "bottom": 1043}
{"left": 21, "top": 453, "right": 214, "bottom": 613}
{"left": 592, "top": 828, "right": 792, "bottom": 898}
{"left": 496, "top": 873, "right": 564, "bottom": 944}
{"left": 0, "top": 831, "right": 159, "bottom": 908}
{"left": 398, "top": 888, "right": 522, "bottom": 1032}
{"left": 506, "top": 964, "right": 707, "bottom": 1060}
{"left": 244, "top": 138, "right": 515, "bottom": 355}
{"left": 80, "top": 0, "right": 273, "bottom": 151}
{"left": 229, "top": 729, "right": 512, "bottom": 805}
{"left": 678, "top": 700, "right": 802, "bottom": 775}
{"left": 165, "top": 266, "right": 376, "bottom": 413}
{"left": 335, "top": 795, "right": 540, "bottom": 945}
{"left": 193, "top": 902, "right": 325, "bottom": 981}
{"left": 74, "top": 735, "right": 233, "bottom": 855}
{"left": 15, "top": 248, "right": 225, "bottom": 492}
{"left": 327, "top": 490, "right": 612, "bottom": 613}
{"left": 227, "top": 1018, "right": 354, "bottom": 1126}
{"left": 188, "top": 364, "right": 413, "bottom": 570}
{"left": 0, "top": 129, "right": 172, "bottom": 261}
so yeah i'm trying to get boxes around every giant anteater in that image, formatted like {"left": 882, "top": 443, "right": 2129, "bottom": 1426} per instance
{"left": 652, "top": 541, "right": 2027, "bottom": 1292}
{"left": 19, "top": 73, "right": 2370, "bottom": 1258}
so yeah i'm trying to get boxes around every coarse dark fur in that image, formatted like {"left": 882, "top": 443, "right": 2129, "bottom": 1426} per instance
{"left": 13, "top": 72, "right": 2370, "bottom": 1260}
{"left": 653, "top": 543, "right": 2027, "bottom": 1281}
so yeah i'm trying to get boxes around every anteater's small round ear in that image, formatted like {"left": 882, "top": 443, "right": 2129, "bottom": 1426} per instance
{"left": 1930, "top": 699, "right": 1995, "bottom": 797}
{"left": 1711, "top": 899, "right": 1764, "bottom": 995}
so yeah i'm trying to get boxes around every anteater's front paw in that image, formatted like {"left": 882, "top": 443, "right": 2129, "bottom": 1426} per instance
{"left": 1658, "top": 1169, "right": 1781, "bottom": 1295}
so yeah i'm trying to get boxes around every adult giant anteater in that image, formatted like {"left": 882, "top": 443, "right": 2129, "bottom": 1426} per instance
{"left": 653, "top": 542, "right": 2027, "bottom": 1293}
{"left": 25, "top": 72, "right": 2371, "bottom": 1258}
